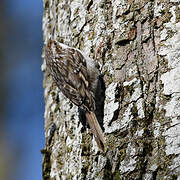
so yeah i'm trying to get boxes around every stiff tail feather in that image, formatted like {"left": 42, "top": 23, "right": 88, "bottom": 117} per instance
{"left": 85, "top": 111, "right": 105, "bottom": 150}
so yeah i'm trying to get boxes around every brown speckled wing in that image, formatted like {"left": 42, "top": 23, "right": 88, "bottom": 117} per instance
{"left": 45, "top": 40, "right": 95, "bottom": 111}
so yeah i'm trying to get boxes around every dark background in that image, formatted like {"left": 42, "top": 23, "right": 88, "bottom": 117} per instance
{"left": 0, "top": 0, "right": 44, "bottom": 180}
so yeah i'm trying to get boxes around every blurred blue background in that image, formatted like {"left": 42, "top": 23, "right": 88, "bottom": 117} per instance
{"left": 0, "top": 0, "right": 44, "bottom": 180}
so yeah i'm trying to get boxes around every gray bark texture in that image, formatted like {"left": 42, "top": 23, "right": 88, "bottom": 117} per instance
{"left": 42, "top": 0, "right": 180, "bottom": 179}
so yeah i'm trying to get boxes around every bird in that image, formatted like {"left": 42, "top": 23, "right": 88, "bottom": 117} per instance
{"left": 44, "top": 39, "right": 105, "bottom": 150}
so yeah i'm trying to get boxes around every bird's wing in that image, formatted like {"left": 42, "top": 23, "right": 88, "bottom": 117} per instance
{"left": 45, "top": 40, "right": 95, "bottom": 111}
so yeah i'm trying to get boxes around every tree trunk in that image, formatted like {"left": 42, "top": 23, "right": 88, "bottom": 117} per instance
{"left": 42, "top": 0, "right": 180, "bottom": 179}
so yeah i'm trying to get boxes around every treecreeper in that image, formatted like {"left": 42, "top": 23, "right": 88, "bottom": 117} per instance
{"left": 44, "top": 40, "right": 105, "bottom": 150}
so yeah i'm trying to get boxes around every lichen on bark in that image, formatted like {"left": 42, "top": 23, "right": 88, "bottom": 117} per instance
{"left": 42, "top": 0, "right": 180, "bottom": 179}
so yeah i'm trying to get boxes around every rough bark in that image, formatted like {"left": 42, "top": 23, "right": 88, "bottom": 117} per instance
{"left": 42, "top": 0, "right": 180, "bottom": 179}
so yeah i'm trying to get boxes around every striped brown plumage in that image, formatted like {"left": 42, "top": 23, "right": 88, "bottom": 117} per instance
{"left": 44, "top": 40, "right": 105, "bottom": 150}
